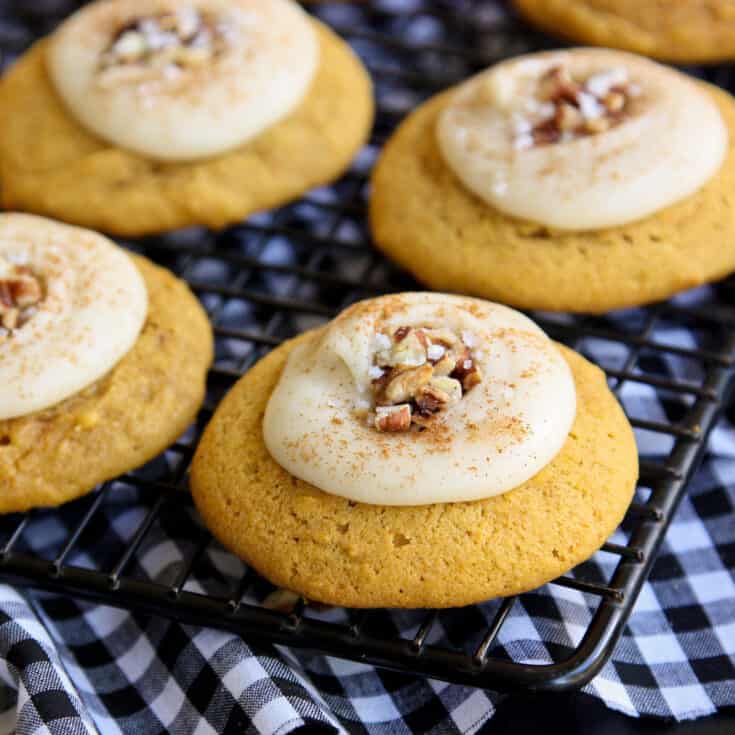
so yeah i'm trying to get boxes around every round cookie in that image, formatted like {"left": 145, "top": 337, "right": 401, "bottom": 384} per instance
{"left": 369, "top": 84, "right": 735, "bottom": 314}
{"left": 0, "top": 21, "right": 373, "bottom": 236}
{"left": 191, "top": 333, "right": 637, "bottom": 608}
{"left": 0, "top": 254, "right": 213, "bottom": 514}
{"left": 513, "top": 0, "right": 735, "bottom": 64}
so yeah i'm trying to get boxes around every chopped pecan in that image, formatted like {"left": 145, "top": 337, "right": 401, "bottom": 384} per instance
{"left": 415, "top": 377, "right": 462, "bottom": 415}
{"left": 367, "top": 323, "right": 484, "bottom": 432}
{"left": 100, "top": 7, "right": 234, "bottom": 75}
{"left": 538, "top": 66, "right": 579, "bottom": 105}
{"left": 11, "top": 276, "right": 42, "bottom": 307}
{"left": 375, "top": 404, "right": 412, "bottom": 432}
{"left": 383, "top": 364, "right": 433, "bottom": 404}
{"left": 393, "top": 326, "right": 410, "bottom": 342}
{"left": 603, "top": 91, "right": 626, "bottom": 113}
{"left": 555, "top": 102, "right": 583, "bottom": 131}
{"left": 429, "top": 376, "right": 463, "bottom": 404}
{"left": 513, "top": 64, "right": 636, "bottom": 150}
{"left": 0, "top": 282, "right": 11, "bottom": 309}
{"left": 461, "top": 367, "right": 483, "bottom": 391}
{"left": 432, "top": 354, "right": 457, "bottom": 376}
{"left": 370, "top": 368, "right": 391, "bottom": 395}
{"left": 423, "top": 328, "right": 458, "bottom": 347}
{"left": 583, "top": 116, "right": 611, "bottom": 134}
{"left": 414, "top": 386, "right": 446, "bottom": 415}
{"left": 112, "top": 30, "right": 147, "bottom": 62}
{"left": 2, "top": 308, "right": 18, "bottom": 331}
{"left": 0, "top": 258, "right": 43, "bottom": 334}
{"left": 533, "top": 119, "right": 562, "bottom": 146}
{"left": 387, "top": 330, "right": 427, "bottom": 368}
{"left": 451, "top": 348, "right": 483, "bottom": 391}
{"left": 414, "top": 329, "right": 429, "bottom": 349}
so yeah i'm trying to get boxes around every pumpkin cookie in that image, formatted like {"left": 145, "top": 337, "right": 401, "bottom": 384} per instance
{"left": 370, "top": 49, "right": 735, "bottom": 314}
{"left": 0, "top": 0, "right": 373, "bottom": 236}
{"left": 514, "top": 0, "right": 735, "bottom": 64}
{"left": 0, "top": 213, "right": 213, "bottom": 514}
{"left": 191, "top": 293, "right": 637, "bottom": 608}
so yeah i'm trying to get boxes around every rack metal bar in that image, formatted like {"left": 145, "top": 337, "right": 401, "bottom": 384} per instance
{"left": 52, "top": 490, "right": 107, "bottom": 573}
{"left": 107, "top": 495, "right": 167, "bottom": 586}
{"left": 473, "top": 597, "right": 517, "bottom": 666}
{"left": 411, "top": 611, "right": 439, "bottom": 652}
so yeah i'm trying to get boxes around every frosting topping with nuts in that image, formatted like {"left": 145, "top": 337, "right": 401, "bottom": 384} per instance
{"left": 263, "top": 293, "right": 576, "bottom": 506}
{"left": 437, "top": 48, "right": 728, "bottom": 230}
{"left": 48, "top": 0, "right": 318, "bottom": 161}
{"left": 0, "top": 214, "right": 147, "bottom": 420}
{"left": 99, "top": 8, "right": 236, "bottom": 77}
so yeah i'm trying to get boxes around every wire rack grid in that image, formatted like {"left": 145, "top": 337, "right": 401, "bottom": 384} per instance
{"left": 1, "top": 0, "right": 735, "bottom": 693}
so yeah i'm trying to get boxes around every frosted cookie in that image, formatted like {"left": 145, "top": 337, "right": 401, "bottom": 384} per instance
{"left": 513, "top": 0, "right": 735, "bottom": 64}
{"left": 191, "top": 293, "right": 638, "bottom": 608}
{"left": 370, "top": 48, "right": 735, "bottom": 314}
{"left": 0, "top": 214, "right": 213, "bottom": 513}
{"left": 0, "top": 0, "right": 373, "bottom": 236}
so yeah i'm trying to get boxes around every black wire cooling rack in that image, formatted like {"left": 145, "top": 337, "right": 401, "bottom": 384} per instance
{"left": 2, "top": 0, "right": 735, "bottom": 693}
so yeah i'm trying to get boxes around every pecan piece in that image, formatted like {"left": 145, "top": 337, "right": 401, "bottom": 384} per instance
{"left": 533, "top": 119, "right": 562, "bottom": 146}
{"left": 429, "top": 376, "right": 463, "bottom": 404}
{"left": 375, "top": 404, "right": 412, "bottom": 432}
{"left": 387, "top": 331, "right": 427, "bottom": 368}
{"left": 432, "top": 354, "right": 457, "bottom": 376}
{"left": 1, "top": 308, "right": 18, "bottom": 331}
{"left": 0, "top": 282, "right": 11, "bottom": 308}
{"left": 583, "top": 116, "right": 612, "bottom": 134}
{"left": 0, "top": 260, "right": 43, "bottom": 333}
{"left": 11, "top": 277, "right": 42, "bottom": 308}
{"left": 415, "top": 377, "right": 462, "bottom": 415}
{"left": 555, "top": 102, "right": 583, "bottom": 131}
{"left": 452, "top": 349, "right": 483, "bottom": 391}
{"left": 383, "top": 364, "right": 433, "bottom": 404}
{"left": 603, "top": 91, "right": 626, "bottom": 113}
{"left": 538, "top": 66, "right": 579, "bottom": 105}
{"left": 423, "top": 328, "right": 458, "bottom": 347}
{"left": 393, "top": 326, "right": 410, "bottom": 342}
{"left": 462, "top": 368, "right": 483, "bottom": 391}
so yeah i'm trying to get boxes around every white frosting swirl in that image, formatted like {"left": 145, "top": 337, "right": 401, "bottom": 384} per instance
{"left": 0, "top": 214, "right": 147, "bottom": 420}
{"left": 48, "top": 0, "right": 318, "bottom": 161}
{"left": 263, "top": 293, "right": 576, "bottom": 506}
{"left": 437, "top": 49, "right": 728, "bottom": 230}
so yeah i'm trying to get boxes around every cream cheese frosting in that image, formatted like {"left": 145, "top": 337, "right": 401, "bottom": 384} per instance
{"left": 0, "top": 214, "right": 147, "bottom": 420}
{"left": 48, "top": 0, "right": 318, "bottom": 161}
{"left": 436, "top": 48, "right": 728, "bottom": 230}
{"left": 263, "top": 293, "right": 576, "bottom": 506}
